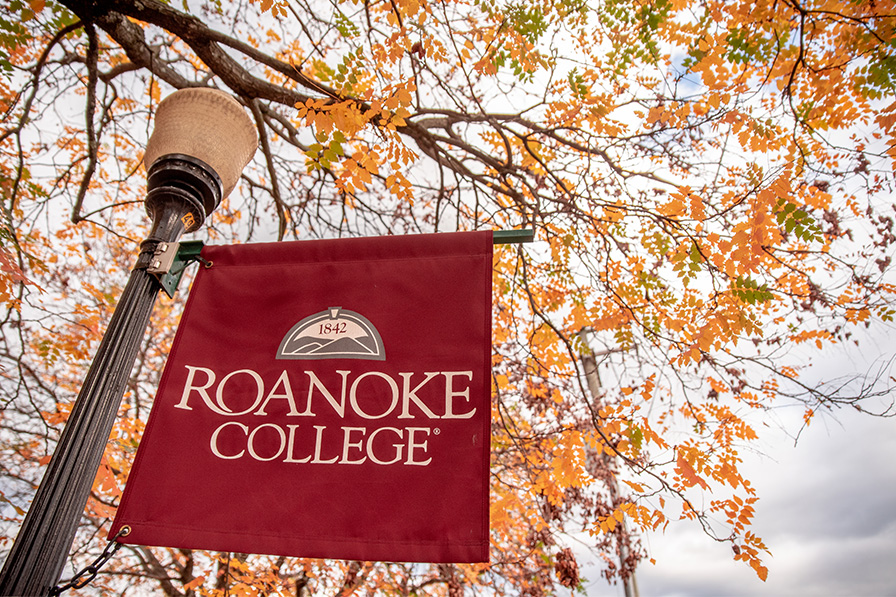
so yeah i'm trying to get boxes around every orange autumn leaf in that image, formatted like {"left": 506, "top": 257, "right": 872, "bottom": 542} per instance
{"left": 676, "top": 453, "right": 709, "bottom": 490}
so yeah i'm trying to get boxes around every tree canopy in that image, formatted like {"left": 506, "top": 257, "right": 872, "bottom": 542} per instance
{"left": 1, "top": 0, "right": 895, "bottom": 593}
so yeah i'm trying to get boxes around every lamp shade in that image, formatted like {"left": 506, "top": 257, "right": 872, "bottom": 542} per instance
{"left": 145, "top": 88, "right": 257, "bottom": 199}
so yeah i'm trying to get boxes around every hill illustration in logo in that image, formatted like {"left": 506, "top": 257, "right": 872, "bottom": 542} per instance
{"left": 276, "top": 307, "right": 385, "bottom": 360}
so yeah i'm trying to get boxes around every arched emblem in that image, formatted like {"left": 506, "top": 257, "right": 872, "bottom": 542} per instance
{"left": 276, "top": 307, "right": 385, "bottom": 360}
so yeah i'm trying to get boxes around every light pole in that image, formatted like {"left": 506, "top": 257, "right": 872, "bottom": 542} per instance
{"left": 0, "top": 88, "right": 257, "bottom": 595}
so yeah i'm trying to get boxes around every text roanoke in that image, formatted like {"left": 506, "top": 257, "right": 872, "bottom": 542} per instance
{"left": 174, "top": 365, "right": 476, "bottom": 419}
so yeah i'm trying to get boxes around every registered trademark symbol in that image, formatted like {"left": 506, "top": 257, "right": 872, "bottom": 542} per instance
{"left": 433, "top": 428, "right": 441, "bottom": 435}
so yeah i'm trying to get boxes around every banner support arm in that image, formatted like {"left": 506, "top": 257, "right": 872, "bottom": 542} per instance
{"left": 492, "top": 228, "right": 535, "bottom": 244}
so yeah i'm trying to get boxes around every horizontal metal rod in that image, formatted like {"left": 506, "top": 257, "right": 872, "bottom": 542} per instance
{"left": 493, "top": 228, "right": 535, "bottom": 244}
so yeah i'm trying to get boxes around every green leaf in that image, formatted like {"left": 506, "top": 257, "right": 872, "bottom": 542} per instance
{"left": 627, "top": 426, "right": 644, "bottom": 452}
{"left": 775, "top": 199, "right": 822, "bottom": 242}
{"left": 731, "top": 276, "right": 774, "bottom": 304}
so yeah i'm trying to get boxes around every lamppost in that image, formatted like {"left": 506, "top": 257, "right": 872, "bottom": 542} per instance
{"left": 0, "top": 88, "right": 257, "bottom": 595}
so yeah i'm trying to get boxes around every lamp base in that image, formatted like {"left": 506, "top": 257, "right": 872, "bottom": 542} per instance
{"left": 145, "top": 154, "right": 223, "bottom": 234}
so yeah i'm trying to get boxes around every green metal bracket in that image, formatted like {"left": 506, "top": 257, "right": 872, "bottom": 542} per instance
{"left": 157, "top": 240, "right": 205, "bottom": 298}
{"left": 493, "top": 228, "right": 536, "bottom": 244}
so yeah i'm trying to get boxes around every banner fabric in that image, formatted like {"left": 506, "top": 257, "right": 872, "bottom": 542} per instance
{"left": 110, "top": 231, "right": 493, "bottom": 563}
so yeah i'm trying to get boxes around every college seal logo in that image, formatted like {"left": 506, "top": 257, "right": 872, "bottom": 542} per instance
{"left": 276, "top": 307, "right": 386, "bottom": 360}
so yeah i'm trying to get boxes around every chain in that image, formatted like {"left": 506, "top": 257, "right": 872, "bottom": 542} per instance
{"left": 50, "top": 526, "right": 131, "bottom": 596}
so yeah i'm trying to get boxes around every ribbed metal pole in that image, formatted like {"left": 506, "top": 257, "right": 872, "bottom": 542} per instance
{"left": 0, "top": 154, "right": 223, "bottom": 596}
{"left": 0, "top": 267, "right": 161, "bottom": 595}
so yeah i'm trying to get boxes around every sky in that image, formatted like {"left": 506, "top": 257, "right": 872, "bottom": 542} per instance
{"left": 632, "top": 405, "right": 896, "bottom": 597}
{"left": 578, "top": 335, "right": 896, "bottom": 597}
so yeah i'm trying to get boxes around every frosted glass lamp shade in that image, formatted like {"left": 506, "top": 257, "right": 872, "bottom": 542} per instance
{"left": 145, "top": 88, "right": 257, "bottom": 198}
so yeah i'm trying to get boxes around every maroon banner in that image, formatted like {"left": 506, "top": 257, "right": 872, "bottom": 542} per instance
{"left": 111, "top": 232, "right": 492, "bottom": 563}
